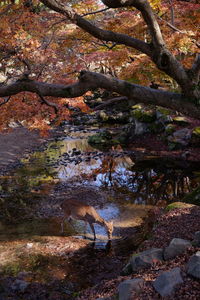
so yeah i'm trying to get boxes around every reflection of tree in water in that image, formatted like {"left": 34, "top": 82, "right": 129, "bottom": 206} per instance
{"left": 0, "top": 154, "right": 55, "bottom": 223}
{"left": 128, "top": 169, "right": 197, "bottom": 205}
{"left": 92, "top": 155, "right": 199, "bottom": 205}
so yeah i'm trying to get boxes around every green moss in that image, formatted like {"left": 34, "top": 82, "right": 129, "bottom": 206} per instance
{"left": 131, "top": 108, "right": 156, "bottom": 123}
{"left": 192, "top": 127, "right": 200, "bottom": 136}
{"left": 165, "top": 124, "right": 176, "bottom": 135}
{"left": 99, "top": 110, "right": 109, "bottom": 122}
{"left": 2, "top": 262, "right": 22, "bottom": 276}
{"left": 156, "top": 106, "right": 171, "bottom": 115}
{"left": 173, "top": 116, "right": 190, "bottom": 125}
{"left": 88, "top": 130, "right": 117, "bottom": 146}
{"left": 182, "top": 186, "right": 200, "bottom": 205}
{"left": 165, "top": 201, "right": 194, "bottom": 211}
{"left": 131, "top": 104, "right": 143, "bottom": 110}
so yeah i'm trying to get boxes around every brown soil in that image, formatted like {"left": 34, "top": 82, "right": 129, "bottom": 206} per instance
{"left": 0, "top": 127, "right": 49, "bottom": 174}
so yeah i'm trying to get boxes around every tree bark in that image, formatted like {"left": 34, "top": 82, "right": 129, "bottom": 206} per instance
{"left": 0, "top": 71, "right": 199, "bottom": 119}
{"left": 40, "top": 0, "right": 200, "bottom": 99}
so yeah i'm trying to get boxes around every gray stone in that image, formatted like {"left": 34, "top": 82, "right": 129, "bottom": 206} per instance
{"left": 186, "top": 251, "right": 200, "bottom": 279}
{"left": 164, "top": 238, "right": 191, "bottom": 260}
{"left": 11, "top": 279, "right": 30, "bottom": 293}
{"left": 134, "top": 119, "right": 149, "bottom": 135}
{"left": 168, "top": 128, "right": 191, "bottom": 146}
{"left": 130, "top": 248, "right": 163, "bottom": 272}
{"left": 153, "top": 267, "right": 183, "bottom": 297}
{"left": 118, "top": 278, "right": 145, "bottom": 300}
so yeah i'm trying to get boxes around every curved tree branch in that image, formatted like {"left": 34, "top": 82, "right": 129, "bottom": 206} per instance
{"left": 40, "top": 0, "right": 152, "bottom": 56}
{"left": 102, "top": 0, "right": 165, "bottom": 49}
{"left": 0, "top": 71, "right": 199, "bottom": 119}
{"left": 39, "top": 0, "right": 197, "bottom": 97}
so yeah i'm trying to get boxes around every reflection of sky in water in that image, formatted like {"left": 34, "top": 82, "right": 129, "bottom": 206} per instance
{"left": 55, "top": 136, "right": 134, "bottom": 187}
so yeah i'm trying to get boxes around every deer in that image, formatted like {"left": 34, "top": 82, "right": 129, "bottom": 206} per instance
{"left": 60, "top": 199, "right": 113, "bottom": 240}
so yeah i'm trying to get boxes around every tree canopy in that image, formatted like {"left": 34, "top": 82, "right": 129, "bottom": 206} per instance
{"left": 0, "top": 0, "right": 199, "bottom": 132}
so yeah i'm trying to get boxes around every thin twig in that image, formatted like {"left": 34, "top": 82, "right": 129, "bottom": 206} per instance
{"left": 156, "top": 13, "right": 184, "bottom": 33}
{"left": 81, "top": 7, "right": 109, "bottom": 17}
{"left": 38, "top": 94, "right": 59, "bottom": 114}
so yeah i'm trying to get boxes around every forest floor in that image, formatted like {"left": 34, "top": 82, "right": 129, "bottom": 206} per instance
{"left": 0, "top": 127, "right": 48, "bottom": 174}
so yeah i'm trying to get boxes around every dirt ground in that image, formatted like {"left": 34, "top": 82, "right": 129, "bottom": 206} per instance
{"left": 0, "top": 127, "right": 49, "bottom": 174}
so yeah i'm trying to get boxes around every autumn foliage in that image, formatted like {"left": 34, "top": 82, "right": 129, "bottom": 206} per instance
{"left": 0, "top": 0, "right": 199, "bottom": 131}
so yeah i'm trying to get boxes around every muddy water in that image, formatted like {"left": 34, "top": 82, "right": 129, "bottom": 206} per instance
{"left": 0, "top": 125, "right": 199, "bottom": 240}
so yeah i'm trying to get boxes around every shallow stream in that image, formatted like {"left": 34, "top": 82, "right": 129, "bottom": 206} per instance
{"left": 0, "top": 125, "right": 199, "bottom": 241}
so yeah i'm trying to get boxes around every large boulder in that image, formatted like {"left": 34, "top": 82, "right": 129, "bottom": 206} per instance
{"left": 118, "top": 278, "right": 145, "bottom": 300}
{"left": 128, "top": 248, "right": 163, "bottom": 273}
{"left": 153, "top": 267, "right": 183, "bottom": 297}
{"left": 186, "top": 251, "right": 200, "bottom": 279}
{"left": 168, "top": 128, "right": 192, "bottom": 149}
{"left": 164, "top": 238, "right": 192, "bottom": 260}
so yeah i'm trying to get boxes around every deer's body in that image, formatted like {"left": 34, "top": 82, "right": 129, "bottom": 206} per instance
{"left": 61, "top": 199, "right": 113, "bottom": 240}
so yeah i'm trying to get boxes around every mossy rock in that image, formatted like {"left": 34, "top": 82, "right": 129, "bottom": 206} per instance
{"left": 193, "top": 127, "right": 200, "bottom": 136}
{"left": 173, "top": 116, "right": 190, "bottom": 126}
{"left": 182, "top": 186, "right": 200, "bottom": 205}
{"left": 131, "top": 108, "right": 156, "bottom": 123}
{"left": 156, "top": 106, "right": 171, "bottom": 116}
{"left": 88, "top": 130, "right": 116, "bottom": 146}
{"left": 131, "top": 104, "right": 144, "bottom": 110}
{"left": 98, "top": 110, "right": 110, "bottom": 122}
{"left": 165, "top": 124, "right": 176, "bottom": 135}
{"left": 165, "top": 202, "right": 194, "bottom": 212}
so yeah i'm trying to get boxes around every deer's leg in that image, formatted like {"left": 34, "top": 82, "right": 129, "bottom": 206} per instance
{"left": 82, "top": 221, "right": 87, "bottom": 239}
{"left": 61, "top": 218, "right": 65, "bottom": 233}
{"left": 89, "top": 223, "right": 96, "bottom": 240}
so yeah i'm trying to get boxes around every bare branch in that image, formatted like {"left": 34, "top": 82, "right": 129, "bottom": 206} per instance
{"left": 0, "top": 71, "right": 199, "bottom": 119}
{"left": 38, "top": 94, "right": 58, "bottom": 114}
{"left": 101, "top": 0, "right": 165, "bottom": 49}
{"left": 168, "top": 0, "right": 175, "bottom": 26}
{"left": 156, "top": 14, "right": 185, "bottom": 34}
{"left": 81, "top": 7, "right": 110, "bottom": 17}
{"left": 40, "top": 0, "right": 152, "bottom": 56}
{"left": 39, "top": 0, "right": 192, "bottom": 93}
